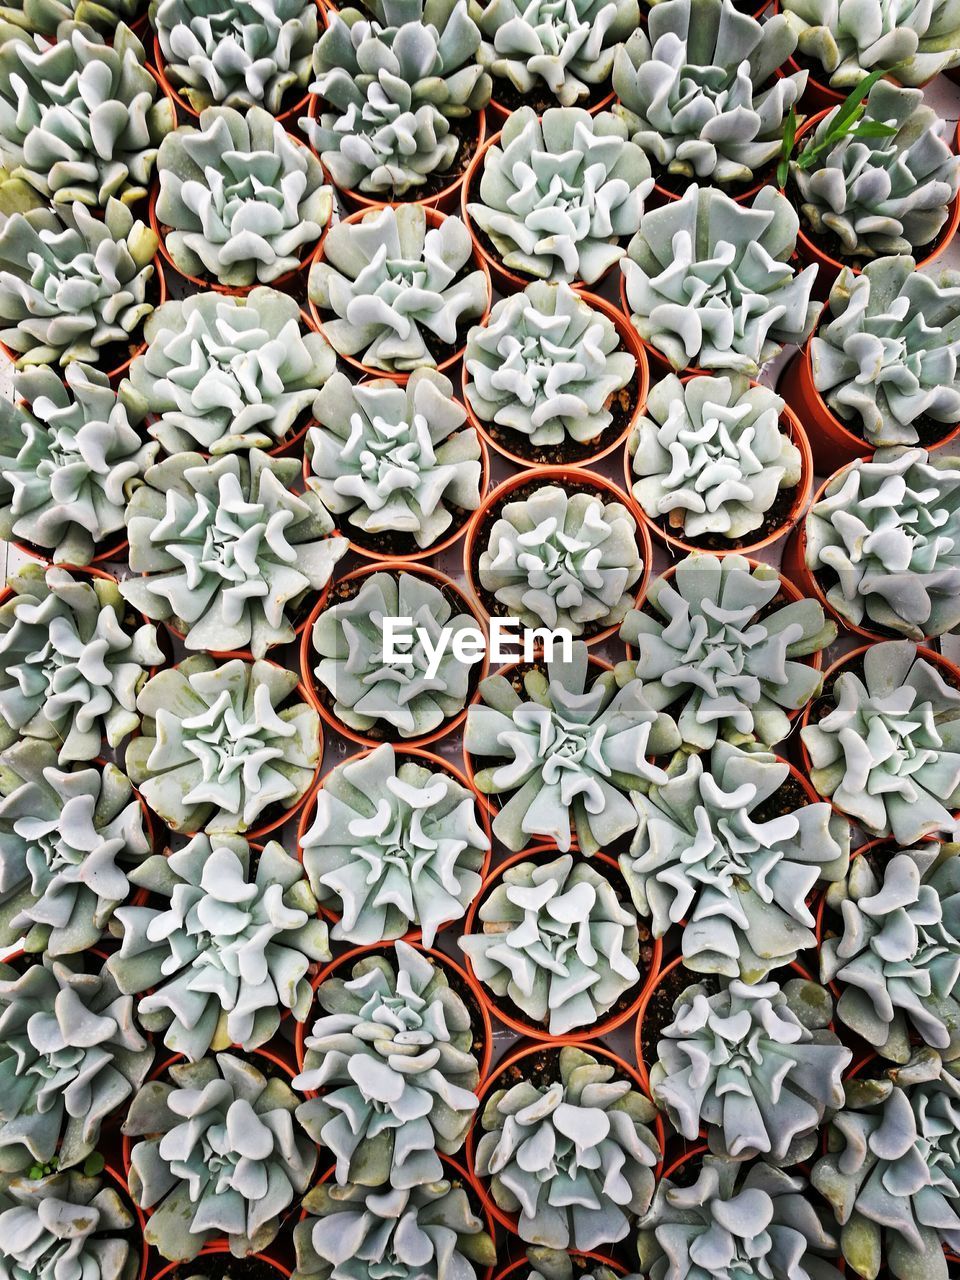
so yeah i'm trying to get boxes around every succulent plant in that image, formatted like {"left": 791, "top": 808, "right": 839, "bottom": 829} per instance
{"left": 310, "top": 570, "right": 475, "bottom": 741}
{"left": 293, "top": 941, "right": 480, "bottom": 1189}
{"left": 810, "top": 257, "right": 960, "bottom": 449}
{"left": 475, "top": 1044, "right": 660, "bottom": 1249}
{"left": 125, "top": 1051, "right": 316, "bottom": 1261}
{"left": 303, "top": 0, "right": 491, "bottom": 198}
{"left": 467, "top": 105, "right": 652, "bottom": 285}
{"left": 125, "top": 655, "right": 320, "bottom": 835}
{"left": 0, "top": 0, "right": 142, "bottom": 34}
{"left": 802, "top": 446, "right": 960, "bottom": 640}
{"left": 0, "top": 198, "right": 158, "bottom": 370}
{"left": 821, "top": 842, "right": 960, "bottom": 1063}
{"left": 463, "top": 281, "right": 636, "bottom": 452}
{"left": 107, "top": 834, "right": 330, "bottom": 1062}
{"left": 801, "top": 639, "right": 960, "bottom": 845}
{"left": 123, "top": 288, "right": 337, "bottom": 456}
{"left": 0, "top": 953, "right": 153, "bottom": 1173}
{"left": 652, "top": 976, "right": 851, "bottom": 1163}
{"left": 309, "top": 204, "right": 488, "bottom": 374}
{"left": 791, "top": 81, "right": 960, "bottom": 260}
{"left": 0, "top": 1170, "right": 141, "bottom": 1280}
{"left": 636, "top": 1154, "right": 844, "bottom": 1280}
{"left": 155, "top": 106, "right": 332, "bottom": 288}
{"left": 153, "top": 0, "right": 317, "bottom": 113}
{"left": 0, "top": 563, "right": 162, "bottom": 764}
{"left": 292, "top": 1175, "right": 497, "bottom": 1280}
{"left": 306, "top": 369, "right": 483, "bottom": 551}
{"left": 120, "top": 448, "right": 348, "bottom": 657}
{"left": 621, "top": 183, "right": 821, "bottom": 373}
{"left": 620, "top": 553, "right": 835, "bottom": 750}
{"left": 0, "top": 22, "right": 174, "bottom": 208}
{"left": 476, "top": 0, "right": 639, "bottom": 107}
{"left": 460, "top": 852, "right": 642, "bottom": 1034}
{"left": 612, "top": 0, "right": 806, "bottom": 185}
{"left": 299, "top": 743, "right": 489, "bottom": 947}
{"left": 466, "top": 640, "right": 681, "bottom": 855}
{"left": 782, "top": 0, "right": 960, "bottom": 88}
{"left": 622, "top": 741, "right": 850, "bottom": 982}
{"left": 0, "top": 738, "right": 151, "bottom": 956}
{"left": 520, "top": 1251, "right": 623, "bottom": 1280}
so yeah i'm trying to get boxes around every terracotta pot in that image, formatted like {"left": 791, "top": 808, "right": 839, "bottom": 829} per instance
{"left": 151, "top": 33, "right": 311, "bottom": 127}
{"left": 307, "top": 205, "right": 493, "bottom": 384}
{"left": 460, "top": 841, "right": 662, "bottom": 1042}
{"left": 149, "top": 1242, "right": 290, "bottom": 1279}
{"left": 298, "top": 560, "right": 489, "bottom": 749}
{"left": 492, "top": 1253, "right": 626, "bottom": 1280}
{"left": 617, "top": 271, "right": 710, "bottom": 378}
{"left": 293, "top": 941, "right": 493, "bottom": 1081}
{"left": 461, "top": 289, "right": 649, "bottom": 469}
{"left": 294, "top": 744, "right": 493, "bottom": 943}
{"left": 462, "top": 464, "right": 652, "bottom": 648}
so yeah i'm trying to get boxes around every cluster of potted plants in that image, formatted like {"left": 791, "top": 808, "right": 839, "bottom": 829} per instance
{"left": 0, "top": 0, "right": 958, "bottom": 1277}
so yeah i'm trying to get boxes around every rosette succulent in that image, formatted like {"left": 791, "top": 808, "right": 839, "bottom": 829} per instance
{"left": 292, "top": 1176, "right": 496, "bottom": 1280}
{"left": 636, "top": 1155, "right": 844, "bottom": 1280}
{"left": 153, "top": 0, "right": 318, "bottom": 113}
{"left": 0, "top": 738, "right": 151, "bottom": 956}
{"left": 612, "top": 0, "right": 806, "bottom": 185}
{"left": 0, "top": 563, "right": 162, "bottom": 763}
{"left": 310, "top": 570, "right": 475, "bottom": 741}
{"left": 123, "top": 288, "right": 337, "bottom": 456}
{"left": 309, "top": 204, "right": 488, "bottom": 374}
{"left": 293, "top": 941, "right": 480, "bottom": 1188}
{"left": 299, "top": 743, "right": 489, "bottom": 947}
{"left": 629, "top": 373, "right": 801, "bottom": 542}
{"left": 478, "top": 483, "right": 642, "bottom": 635}
{"left": 463, "top": 281, "right": 636, "bottom": 455}
{"left": 107, "top": 834, "right": 330, "bottom": 1061}
{"left": 821, "top": 843, "right": 960, "bottom": 1063}
{"left": 791, "top": 81, "right": 960, "bottom": 259}
{"left": 810, "top": 257, "right": 960, "bottom": 449}
{"left": 0, "top": 0, "right": 141, "bottom": 33}
{"left": 621, "top": 183, "right": 821, "bottom": 373}
{"left": 0, "top": 953, "right": 153, "bottom": 1173}
{"left": 801, "top": 640, "right": 960, "bottom": 844}
{"left": 466, "top": 640, "right": 681, "bottom": 855}
{"left": 622, "top": 741, "right": 850, "bottom": 982}
{"left": 460, "top": 852, "right": 642, "bottom": 1034}
{"left": 651, "top": 977, "right": 851, "bottom": 1163}
{"left": 155, "top": 106, "right": 332, "bottom": 288}
{"left": 304, "top": 0, "right": 491, "bottom": 198}
{"left": 125, "top": 655, "right": 320, "bottom": 834}
{"left": 125, "top": 1051, "right": 316, "bottom": 1261}
{"left": 802, "top": 447, "right": 960, "bottom": 640}
{"left": 0, "top": 1170, "right": 141, "bottom": 1280}
{"left": 120, "top": 449, "right": 348, "bottom": 657}
{"left": 306, "top": 369, "right": 483, "bottom": 551}
{"left": 620, "top": 553, "right": 835, "bottom": 750}
{"left": 475, "top": 1044, "right": 660, "bottom": 1249}
{"left": 0, "top": 198, "right": 158, "bottom": 370}
{"left": 0, "top": 22, "right": 174, "bottom": 207}
{"left": 476, "top": 0, "right": 639, "bottom": 107}
{"left": 467, "top": 106, "right": 652, "bottom": 285}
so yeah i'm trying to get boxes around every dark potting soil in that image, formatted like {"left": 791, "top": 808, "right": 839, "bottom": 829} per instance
{"left": 166, "top": 1258, "right": 283, "bottom": 1280}
{"left": 490, "top": 1044, "right": 635, "bottom": 1098}
{"left": 344, "top": 500, "right": 474, "bottom": 558}
{"left": 639, "top": 963, "right": 720, "bottom": 1074}
{"left": 484, "top": 382, "right": 638, "bottom": 467}
{"left": 661, "top": 480, "right": 797, "bottom": 553}
{"left": 664, "top": 1148, "right": 705, "bottom": 1189}
{"left": 489, "top": 77, "right": 611, "bottom": 117}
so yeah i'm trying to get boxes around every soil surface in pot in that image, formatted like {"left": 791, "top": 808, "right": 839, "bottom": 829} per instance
{"left": 489, "top": 78, "right": 611, "bottom": 116}
{"left": 483, "top": 382, "right": 636, "bottom": 467}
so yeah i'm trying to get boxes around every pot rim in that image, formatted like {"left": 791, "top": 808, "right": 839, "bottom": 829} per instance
{"left": 148, "top": 1241, "right": 291, "bottom": 1279}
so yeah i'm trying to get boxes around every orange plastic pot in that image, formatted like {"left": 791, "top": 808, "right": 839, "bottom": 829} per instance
{"left": 492, "top": 1253, "right": 626, "bottom": 1280}
{"left": 298, "top": 560, "right": 489, "bottom": 749}
{"left": 461, "top": 289, "right": 650, "bottom": 469}
{"left": 460, "top": 842, "right": 662, "bottom": 1042}
{"left": 151, "top": 33, "right": 311, "bottom": 127}
{"left": 150, "top": 1242, "right": 290, "bottom": 1279}
{"left": 462, "top": 465, "right": 652, "bottom": 648}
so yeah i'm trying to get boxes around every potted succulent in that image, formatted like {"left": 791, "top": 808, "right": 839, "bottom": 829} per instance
{"left": 125, "top": 654, "right": 321, "bottom": 836}
{"left": 120, "top": 449, "right": 348, "bottom": 657}
{"left": 304, "top": 368, "right": 487, "bottom": 559}
{"left": 121, "top": 287, "right": 337, "bottom": 456}
{"left": 298, "top": 743, "right": 490, "bottom": 947}
{"left": 626, "top": 372, "right": 812, "bottom": 554}
{"left": 153, "top": 106, "right": 333, "bottom": 291}
{"left": 308, "top": 204, "right": 491, "bottom": 379}
{"left": 783, "top": 446, "right": 960, "bottom": 641}
{"left": 462, "top": 281, "right": 644, "bottom": 467}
